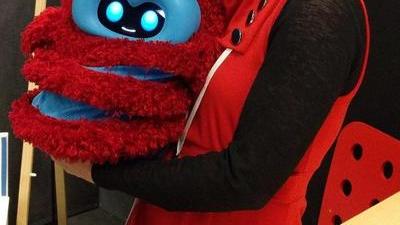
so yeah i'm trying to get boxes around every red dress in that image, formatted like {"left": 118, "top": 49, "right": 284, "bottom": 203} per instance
{"left": 126, "top": 0, "right": 371, "bottom": 224}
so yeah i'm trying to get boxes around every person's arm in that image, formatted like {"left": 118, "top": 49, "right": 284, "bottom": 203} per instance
{"left": 91, "top": 0, "right": 365, "bottom": 212}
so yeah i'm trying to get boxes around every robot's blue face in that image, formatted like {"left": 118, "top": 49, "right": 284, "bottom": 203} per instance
{"left": 72, "top": 0, "right": 201, "bottom": 43}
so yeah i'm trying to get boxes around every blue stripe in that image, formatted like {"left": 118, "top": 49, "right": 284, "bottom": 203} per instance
{"left": 1, "top": 137, "right": 7, "bottom": 196}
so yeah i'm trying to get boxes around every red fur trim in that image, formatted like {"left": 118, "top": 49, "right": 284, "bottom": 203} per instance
{"left": 23, "top": 49, "right": 192, "bottom": 119}
{"left": 20, "top": 3, "right": 226, "bottom": 116}
{"left": 9, "top": 90, "right": 186, "bottom": 164}
{"left": 22, "top": 4, "right": 225, "bottom": 93}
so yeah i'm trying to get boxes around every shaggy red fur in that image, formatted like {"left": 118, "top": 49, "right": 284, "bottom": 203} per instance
{"left": 23, "top": 49, "right": 192, "bottom": 119}
{"left": 10, "top": 90, "right": 185, "bottom": 164}
{"left": 9, "top": 0, "right": 227, "bottom": 164}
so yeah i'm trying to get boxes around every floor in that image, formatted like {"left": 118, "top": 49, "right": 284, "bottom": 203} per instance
{"left": 68, "top": 208, "right": 124, "bottom": 225}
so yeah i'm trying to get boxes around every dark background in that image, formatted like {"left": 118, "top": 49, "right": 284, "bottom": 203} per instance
{"left": 0, "top": 0, "right": 399, "bottom": 225}
{"left": 0, "top": 0, "right": 133, "bottom": 224}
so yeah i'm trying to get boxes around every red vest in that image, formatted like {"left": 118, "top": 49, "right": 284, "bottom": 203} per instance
{"left": 127, "top": 0, "right": 370, "bottom": 224}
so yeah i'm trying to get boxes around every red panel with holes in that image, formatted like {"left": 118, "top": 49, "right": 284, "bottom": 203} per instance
{"left": 318, "top": 122, "right": 400, "bottom": 225}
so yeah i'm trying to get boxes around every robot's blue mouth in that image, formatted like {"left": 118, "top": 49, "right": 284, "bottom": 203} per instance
{"left": 32, "top": 66, "right": 175, "bottom": 121}
{"left": 85, "top": 65, "right": 175, "bottom": 81}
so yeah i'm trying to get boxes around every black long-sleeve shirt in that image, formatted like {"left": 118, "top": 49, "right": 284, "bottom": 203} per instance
{"left": 91, "top": 0, "right": 366, "bottom": 212}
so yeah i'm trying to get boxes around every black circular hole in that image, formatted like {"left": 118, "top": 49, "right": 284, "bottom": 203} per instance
{"left": 383, "top": 161, "right": 394, "bottom": 179}
{"left": 231, "top": 29, "right": 243, "bottom": 45}
{"left": 342, "top": 179, "right": 352, "bottom": 196}
{"left": 352, "top": 144, "right": 363, "bottom": 160}
{"left": 370, "top": 199, "right": 380, "bottom": 207}
{"left": 333, "top": 215, "right": 343, "bottom": 225}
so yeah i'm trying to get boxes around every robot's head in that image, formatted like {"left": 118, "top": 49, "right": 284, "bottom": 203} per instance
{"left": 10, "top": 0, "right": 229, "bottom": 163}
{"left": 72, "top": 0, "right": 202, "bottom": 43}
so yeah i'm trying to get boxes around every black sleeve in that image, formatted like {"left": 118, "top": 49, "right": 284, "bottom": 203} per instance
{"left": 91, "top": 0, "right": 365, "bottom": 212}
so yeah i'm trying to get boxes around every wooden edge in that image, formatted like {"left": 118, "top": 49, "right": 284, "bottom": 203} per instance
{"left": 16, "top": 1, "right": 47, "bottom": 225}
{"left": 30, "top": 0, "right": 46, "bottom": 91}
{"left": 16, "top": 143, "right": 34, "bottom": 225}
{"left": 34, "top": 0, "right": 47, "bottom": 17}
{"left": 27, "top": 82, "right": 38, "bottom": 91}
{"left": 343, "top": 192, "right": 400, "bottom": 225}
{"left": 54, "top": 164, "right": 67, "bottom": 225}
{"left": 29, "top": 0, "right": 45, "bottom": 92}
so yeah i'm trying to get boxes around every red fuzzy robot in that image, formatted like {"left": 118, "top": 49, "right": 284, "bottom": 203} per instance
{"left": 9, "top": 0, "right": 227, "bottom": 164}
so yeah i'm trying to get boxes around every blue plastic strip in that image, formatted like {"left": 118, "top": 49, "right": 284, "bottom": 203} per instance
{"left": 1, "top": 137, "right": 7, "bottom": 196}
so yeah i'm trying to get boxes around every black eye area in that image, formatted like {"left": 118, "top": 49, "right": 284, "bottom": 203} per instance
{"left": 98, "top": 0, "right": 166, "bottom": 39}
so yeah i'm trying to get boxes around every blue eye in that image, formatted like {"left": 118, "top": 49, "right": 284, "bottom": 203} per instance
{"left": 141, "top": 10, "right": 159, "bottom": 32}
{"left": 106, "top": 1, "right": 124, "bottom": 23}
